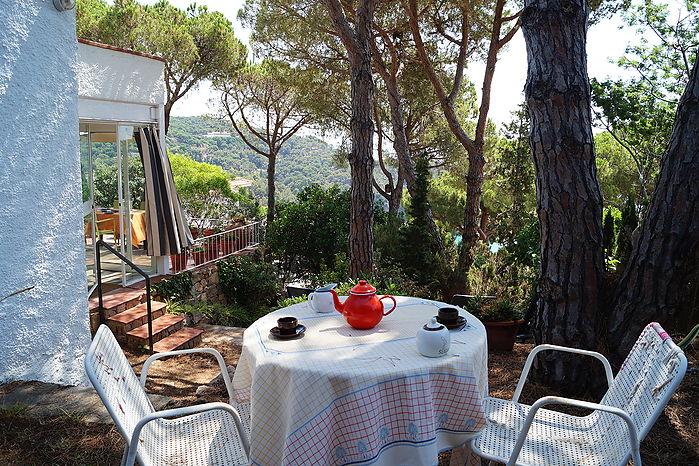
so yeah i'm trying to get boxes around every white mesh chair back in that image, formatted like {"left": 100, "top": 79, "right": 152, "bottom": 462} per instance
{"left": 85, "top": 325, "right": 155, "bottom": 443}
{"left": 602, "top": 322, "right": 685, "bottom": 434}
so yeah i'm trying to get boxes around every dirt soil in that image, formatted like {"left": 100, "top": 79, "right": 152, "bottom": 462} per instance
{"left": 0, "top": 326, "right": 696, "bottom": 466}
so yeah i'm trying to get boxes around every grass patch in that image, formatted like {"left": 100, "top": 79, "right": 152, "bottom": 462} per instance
{"left": 0, "top": 412, "right": 123, "bottom": 465}
{"left": 0, "top": 404, "right": 28, "bottom": 416}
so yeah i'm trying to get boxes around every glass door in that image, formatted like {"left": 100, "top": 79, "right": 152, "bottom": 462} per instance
{"left": 81, "top": 122, "right": 157, "bottom": 287}
{"left": 80, "top": 124, "right": 97, "bottom": 292}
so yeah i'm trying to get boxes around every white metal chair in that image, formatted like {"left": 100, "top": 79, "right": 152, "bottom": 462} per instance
{"left": 471, "top": 322, "right": 687, "bottom": 466}
{"left": 85, "top": 325, "right": 250, "bottom": 466}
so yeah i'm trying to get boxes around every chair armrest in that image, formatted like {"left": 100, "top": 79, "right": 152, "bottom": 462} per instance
{"left": 124, "top": 402, "right": 250, "bottom": 466}
{"left": 513, "top": 344, "right": 614, "bottom": 402}
{"left": 140, "top": 348, "right": 234, "bottom": 403}
{"left": 505, "top": 396, "right": 641, "bottom": 466}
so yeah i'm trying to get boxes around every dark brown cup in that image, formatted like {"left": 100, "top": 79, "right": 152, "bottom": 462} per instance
{"left": 277, "top": 316, "right": 298, "bottom": 334}
{"left": 438, "top": 307, "right": 459, "bottom": 324}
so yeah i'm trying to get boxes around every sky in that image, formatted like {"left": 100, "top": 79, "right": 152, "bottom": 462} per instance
{"left": 142, "top": 0, "right": 638, "bottom": 128}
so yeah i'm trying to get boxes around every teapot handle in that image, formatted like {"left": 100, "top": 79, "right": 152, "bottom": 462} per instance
{"left": 380, "top": 295, "right": 397, "bottom": 316}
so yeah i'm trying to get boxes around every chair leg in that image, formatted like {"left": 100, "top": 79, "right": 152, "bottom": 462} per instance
{"left": 120, "top": 444, "right": 128, "bottom": 466}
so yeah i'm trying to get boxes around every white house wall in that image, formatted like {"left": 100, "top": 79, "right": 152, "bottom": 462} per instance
{"left": 0, "top": 2, "right": 91, "bottom": 385}
{"left": 77, "top": 42, "right": 165, "bottom": 122}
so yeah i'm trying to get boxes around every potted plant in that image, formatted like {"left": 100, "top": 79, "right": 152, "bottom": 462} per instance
{"left": 466, "top": 297, "right": 524, "bottom": 351}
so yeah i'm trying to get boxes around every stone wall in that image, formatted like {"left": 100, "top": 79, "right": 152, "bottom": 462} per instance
{"left": 190, "top": 263, "right": 227, "bottom": 305}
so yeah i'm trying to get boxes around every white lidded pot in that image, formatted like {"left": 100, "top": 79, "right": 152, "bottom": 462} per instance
{"left": 416, "top": 317, "right": 450, "bottom": 357}
{"left": 308, "top": 283, "right": 336, "bottom": 313}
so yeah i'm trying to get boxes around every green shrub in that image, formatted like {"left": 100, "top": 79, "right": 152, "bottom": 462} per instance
{"left": 274, "top": 296, "right": 308, "bottom": 310}
{"left": 466, "top": 243, "right": 536, "bottom": 311}
{"left": 266, "top": 184, "right": 351, "bottom": 280}
{"left": 152, "top": 272, "right": 192, "bottom": 303}
{"left": 169, "top": 301, "right": 270, "bottom": 328}
{"left": 218, "top": 255, "right": 282, "bottom": 310}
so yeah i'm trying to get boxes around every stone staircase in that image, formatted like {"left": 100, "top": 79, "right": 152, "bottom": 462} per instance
{"left": 89, "top": 287, "right": 203, "bottom": 353}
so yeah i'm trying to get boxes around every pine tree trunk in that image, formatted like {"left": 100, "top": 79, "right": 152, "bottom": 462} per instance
{"left": 347, "top": 45, "right": 375, "bottom": 278}
{"left": 608, "top": 58, "right": 699, "bottom": 364}
{"left": 322, "top": 0, "right": 376, "bottom": 278}
{"left": 522, "top": 0, "right": 606, "bottom": 390}
{"left": 266, "top": 152, "right": 277, "bottom": 225}
{"left": 163, "top": 101, "right": 173, "bottom": 134}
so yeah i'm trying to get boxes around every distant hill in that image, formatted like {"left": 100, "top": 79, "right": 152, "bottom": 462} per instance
{"left": 166, "top": 116, "right": 350, "bottom": 204}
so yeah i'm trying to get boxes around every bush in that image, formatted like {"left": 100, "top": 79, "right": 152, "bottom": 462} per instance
{"left": 464, "top": 297, "right": 524, "bottom": 322}
{"left": 466, "top": 243, "right": 536, "bottom": 311}
{"left": 307, "top": 255, "right": 435, "bottom": 300}
{"left": 152, "top": 272, "right": 193, "bottom": 302}
{"left": 169, "top": 301, "right": 269, "bottom": 328}
{"left": 218, "top": 255, "right": 282, "bottom": 310}
{"left": 266, "top": 184, "right": 351, "bottom": 280}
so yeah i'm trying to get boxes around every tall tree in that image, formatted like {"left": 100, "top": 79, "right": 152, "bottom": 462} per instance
{"left": 402, "top": 0, "right": 521, "bottom": 285}
{"left": 522, "top": 0, "right": 606, "bottom": 388}
{"left": 216, "top": 60, "right": 316, "bottom": 224}
{"left": 608, "top": 56, "right": 699, "bottom": 363}
{"left": 590, "top": 1, "right": 697, "bottom": 200}
{"left": 242, "top": 0, "right": 453, "bottom": 247}
{"left": 76, "top": 0, "right": 246, "bottom": 132}
{"left": 321, "top": 0, "right": 377, "bottom": 277}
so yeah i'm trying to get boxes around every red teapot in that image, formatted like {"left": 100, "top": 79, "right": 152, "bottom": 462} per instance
{"left": 330, "top": 280, "right": 397, "bottom": 329}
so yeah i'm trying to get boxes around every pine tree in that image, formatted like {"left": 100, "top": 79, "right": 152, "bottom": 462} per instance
{"left": 398, "top": 156, "right": 440, "bottom": 284}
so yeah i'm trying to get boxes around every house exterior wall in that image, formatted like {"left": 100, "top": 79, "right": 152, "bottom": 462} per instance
{"left": 77, "top": 42, "right": 165, "bottom": 123}
{"left": 0, "top": 2, "right": 91, "bottom": 385}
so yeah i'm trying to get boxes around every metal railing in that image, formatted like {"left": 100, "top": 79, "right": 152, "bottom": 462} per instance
{"left": 169, "top": 221, "right": 263, "bottom": 273}
{"left": 96, "top": 239, "right": 154, "bottom": 353}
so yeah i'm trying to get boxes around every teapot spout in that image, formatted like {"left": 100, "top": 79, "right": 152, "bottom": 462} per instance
{"left": 329, "top": 289, "right": 344, "bottom": 314}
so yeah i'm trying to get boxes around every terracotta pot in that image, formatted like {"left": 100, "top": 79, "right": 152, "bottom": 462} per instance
{"left": 169, "top": 253, "right": 188, "bottom": 273}
{"left": 189, "top": 227, "right": 199, "bottom": 239}
{"left": 484, "top": 319, "right": 524, "bottom": 351}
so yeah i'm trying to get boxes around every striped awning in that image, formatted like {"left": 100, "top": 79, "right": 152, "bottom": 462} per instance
{"left": 134, "top": 127, "right": 193, "bottom": 256}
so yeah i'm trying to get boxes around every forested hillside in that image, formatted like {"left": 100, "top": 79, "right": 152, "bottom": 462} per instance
{"left": 166, "top": 116, "right": 350, "bottom": 203}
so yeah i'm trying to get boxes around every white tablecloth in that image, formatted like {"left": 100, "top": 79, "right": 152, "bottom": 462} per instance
{"left": 232, "top": 296, "right": 488, "bottom": 465}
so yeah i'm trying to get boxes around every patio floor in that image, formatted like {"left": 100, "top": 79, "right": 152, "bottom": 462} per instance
{"left": 0, "top": 326, "right": 696, "bottom": 465}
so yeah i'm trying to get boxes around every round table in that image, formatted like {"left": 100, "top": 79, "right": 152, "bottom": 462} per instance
{"left": 232, "top": 296, "right": 488, "bottom": 466}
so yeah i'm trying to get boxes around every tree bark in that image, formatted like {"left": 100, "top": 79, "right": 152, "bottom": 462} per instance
{"left": 608, "top": 58, "right": 699, "bottom": 364}
{"left": 163, "top": 101, "right": 173, "bottom": 134}
{"left": 522, "top": 0, "right": 606, "bottom": 390}
{"left": 323, "top": 0, "right": 376, "bottom": 277}
{"left": 266, "top": 151, "right": 277, "bottom": 225}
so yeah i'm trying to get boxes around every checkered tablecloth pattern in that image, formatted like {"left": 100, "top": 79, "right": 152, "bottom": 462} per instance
{"left": 232, "top": 296, "right": 488, "bottom": 465}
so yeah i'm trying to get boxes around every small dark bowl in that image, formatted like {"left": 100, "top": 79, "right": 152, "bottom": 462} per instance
{"left": 438, "top": 307, "right": 459, "bottom": 324}
{"left": 277, "top": 316, "right": 298, "bottom": 334}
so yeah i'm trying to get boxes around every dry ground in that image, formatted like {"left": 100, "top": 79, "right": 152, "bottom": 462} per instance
{"left": 0, "top": 328, "right": 696, "bottom": 466}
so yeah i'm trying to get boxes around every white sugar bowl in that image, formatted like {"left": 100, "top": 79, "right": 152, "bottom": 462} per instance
{"left": 416, "top": 317, "right": 451, "bottom": 357}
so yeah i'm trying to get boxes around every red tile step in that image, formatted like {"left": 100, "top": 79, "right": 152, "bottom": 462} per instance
{"left": 89, "top": 287, "right": 146, "bottom": 313}
{"left": 107, "top": 301, "right": 168, "bottom": 334}
{"left": 153, "top": 328, "right": 205, "bottom": 353}
{"left": 126, "top": 314, "right": 185, "bottom": 347}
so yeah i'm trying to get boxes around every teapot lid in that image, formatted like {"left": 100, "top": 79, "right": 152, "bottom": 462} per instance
{"left": 423, "top": 317, "right": 445, "bottom": 331}
{"left": 350, "top": 280, "right": 376, "bottom": 295}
